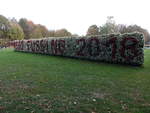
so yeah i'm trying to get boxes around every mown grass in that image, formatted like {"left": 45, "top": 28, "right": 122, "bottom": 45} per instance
{"left": 0, "top": 48, "right": 150, "bottom": 113}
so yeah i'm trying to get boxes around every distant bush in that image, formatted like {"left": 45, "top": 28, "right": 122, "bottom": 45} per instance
{"left": 12, "top": 32, "right": 144, "bottom": 66}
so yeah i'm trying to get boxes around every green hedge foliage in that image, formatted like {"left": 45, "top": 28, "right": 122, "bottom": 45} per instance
{"left": 12, "top": 32, "right": 144, "bottom": 66}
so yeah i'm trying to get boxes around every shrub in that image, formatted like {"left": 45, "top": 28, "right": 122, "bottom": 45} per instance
{"left": 12, "top": 32, "right": 144, "bottom": 66}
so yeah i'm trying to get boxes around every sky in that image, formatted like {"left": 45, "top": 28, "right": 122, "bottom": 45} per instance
{"left": 0, "top": 0, "right": 150, "bottom": 35}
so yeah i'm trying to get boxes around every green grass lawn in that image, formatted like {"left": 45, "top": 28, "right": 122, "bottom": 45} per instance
{"left": 0, "top": 48, "right": 150, "bottom": 113}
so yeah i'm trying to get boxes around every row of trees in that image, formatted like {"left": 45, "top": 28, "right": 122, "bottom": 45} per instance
{"left": 0, "top": 15, "right": 72, "bottom": 41}
{"left": 86, "top": 16, "right": 150, "bottom": 43}
{"left": 0, "top": 15, "right": 150, "bottom": 44}
{"left": 18, "top": 18, "right": 72, "bottom": 39}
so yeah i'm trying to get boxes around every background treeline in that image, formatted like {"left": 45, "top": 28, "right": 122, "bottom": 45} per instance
{"left": 0, "top": 15, "right": 150, "bottom": 45}
{"left": 0, "top": 15, "right": 72, "bottom": 41}
{"left": 86, "top": 16, "right": 150, "bottom": 44}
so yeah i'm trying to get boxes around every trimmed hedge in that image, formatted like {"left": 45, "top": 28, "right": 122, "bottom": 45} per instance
{"left": 11, "top": 32, "right": 144, "bottom": 65}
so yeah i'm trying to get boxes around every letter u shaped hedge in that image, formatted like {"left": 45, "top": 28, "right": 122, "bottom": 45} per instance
{"left": 12, "top": 32, "right": 144, "bottom": 66}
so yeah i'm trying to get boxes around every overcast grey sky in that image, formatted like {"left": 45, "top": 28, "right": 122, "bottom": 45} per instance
{"left": 1, "top": 0, "right": 150, "bottom": 35}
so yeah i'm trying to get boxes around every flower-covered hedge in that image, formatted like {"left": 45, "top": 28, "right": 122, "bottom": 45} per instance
{"left": 11, "top": 32, "right": 144, "bottom": 65}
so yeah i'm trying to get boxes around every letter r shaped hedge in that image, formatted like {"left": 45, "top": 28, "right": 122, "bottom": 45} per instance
{"left": 11, "top": 32, "right": 144, "bottom": 66}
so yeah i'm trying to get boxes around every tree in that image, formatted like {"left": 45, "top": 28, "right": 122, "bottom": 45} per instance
{"left": 48, "top": 30, "right": 55, "bottom": 37}
{"left": 99, "top": 16, "right": 119, "bottom": 35}
{"left": 118, "top": 24, "right": 150, "bottom": 43}
{"left": 37, "top": 24, "right": 49, "bottom": 37}
{"left": 8, "top": 20, "right": 24, "bottom": 40}
{"left": 55, "top": 29, "right": 72, "bottom": 37}
{"left": 0, "top": 15, "right": 11, "bottom": 38}
{"left": 72, "top": 34, "right": 79, "bottom": 37}
{"left": 117, "top": 24, "right": 127, "bottom": 34}
{"left": 30, "top": 25, "right": 43, "bottom": 38}
{"left": 19, "top": 18, "right": 51, "bottom": 39}
{"left": 29, "top": 24, "right": 49, "bottom": 38}
{"left": 89, "top": 16, "right": 150, "bottom": 43}
{"left": 86, "top": 25, "right": 99, "bottom": 36}
{"left": 19, "top": 18, "right": 35, "bottom": 39}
